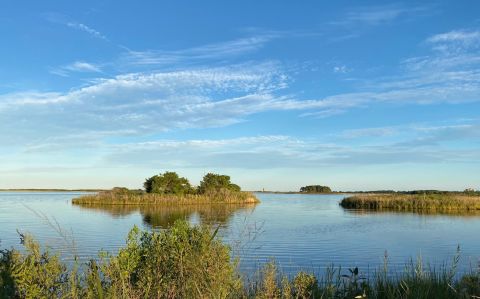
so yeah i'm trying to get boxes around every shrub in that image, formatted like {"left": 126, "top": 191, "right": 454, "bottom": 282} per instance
{"left": 0, "top": 234, "right": 70, "bottom": 298}
{"left": 198, "top": 173, "right": 241, "bottom": 194}
{"left": 144, "top": 172, "right": 193, "bottom": 195}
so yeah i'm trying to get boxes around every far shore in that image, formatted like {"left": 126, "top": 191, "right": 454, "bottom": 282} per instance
{"left": 0, "top": 189, "right": 105, "bottom": 192}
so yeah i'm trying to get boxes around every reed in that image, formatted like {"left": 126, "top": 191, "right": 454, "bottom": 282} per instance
{"left": 72, "top": 189, "right": 259, "bottom": 206}
{"left": 340, "top": 193, "right": 480, "bottom": 212}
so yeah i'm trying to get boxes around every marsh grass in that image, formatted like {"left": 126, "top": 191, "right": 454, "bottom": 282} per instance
{"left": 340, "top": 193, "right": 480, "bottom": 212}
{"left": 72, "top": 189, "right": 259, "bottom": 206}
{"left": 1, "top": 220, "right": 480, "bottom": 298}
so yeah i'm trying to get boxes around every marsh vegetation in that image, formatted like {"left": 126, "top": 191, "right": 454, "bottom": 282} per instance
{"left": 340, "top": 193, "right": 480, "bottom": 212}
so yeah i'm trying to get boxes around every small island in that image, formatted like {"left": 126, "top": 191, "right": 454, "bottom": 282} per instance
{"left": 340, "top": 190, "right": 480, "bottom": 212}
{"left": 72, "top": 172, "right": 259, "bottom": 205}
{"left": 299, "top": 185, "right": 332, "bottom": 193}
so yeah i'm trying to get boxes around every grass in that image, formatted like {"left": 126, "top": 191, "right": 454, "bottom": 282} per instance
{"left": 72, "top": 188, "right": 260, "bottom": 206}
{"left": 340, "top": 193, "right": 480, "bottom": 212}
{"left": 1, "top": 220, "right": 480, "bottom": 298}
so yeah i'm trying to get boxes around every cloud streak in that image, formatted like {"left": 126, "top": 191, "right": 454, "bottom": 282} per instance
{"left": 66, "top": 22, "right": 108, "bottom": 40}
{"left": 50, "top": 61, "right": 102, "bottom": 77}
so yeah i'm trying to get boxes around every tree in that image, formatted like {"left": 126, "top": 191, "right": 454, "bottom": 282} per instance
{"left": 144, "top": 172, "right": 192, "bottom": 195}
{"left": 198, "top": 173, "right": 241, "bottom": 194}
{"left": 299, "top": 185, "right": 332, "bottom": 193}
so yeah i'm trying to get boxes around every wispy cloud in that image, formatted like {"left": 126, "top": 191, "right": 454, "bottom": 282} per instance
{"left": 50, "top": 61, "right": 102, "bottom": 77}
{"left": 119, "top": 35, "right": 278, "bottom": 67}
{"left": 66, "top": 22, "right": 108, "bottom": 40}
{"left": 333, "top": 65, "right": 351, "bottom": 74}
{"left": 331, "top": 4, "right": 431, "bottom": 27}
{"left": 340, "top": 127, "right": 397, "bottom": 138}
{"left": 101, "top": 123, "right": 480, "bottom": 169}
{"left": 427, "top": 29, "right": 480, "bottom": 44}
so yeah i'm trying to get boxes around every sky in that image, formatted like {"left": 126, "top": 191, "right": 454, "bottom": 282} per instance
{"left": 1, "top": 0, "right": 479, "bottom": 191}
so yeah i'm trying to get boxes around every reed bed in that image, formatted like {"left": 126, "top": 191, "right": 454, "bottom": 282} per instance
{"left": 72, "top": 189, "right": 259, "bottom": 205}
{"left": 340, "top": 193, "right": 480, "bottom": 212}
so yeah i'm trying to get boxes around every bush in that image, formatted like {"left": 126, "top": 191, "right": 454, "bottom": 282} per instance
{"left": 198, "top": 173, "right": 241, "bottom": 194}
{"left": 0, "top": 233, "right": 70, "bottom": 298}
{"left": 0, "top": 220, "right": 242, "bottom": 299}
{"left": 144, "top": 171, "right": 193, "bottom": 195}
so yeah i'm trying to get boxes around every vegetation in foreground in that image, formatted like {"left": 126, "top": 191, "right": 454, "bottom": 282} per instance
{"left": 73, "top": 172, "right": 259, "bottom": 205}
{"left": 340, "top": 193, "right": 480, "bottom": 212}
{"left": 1, "top": 220, "right": 480, "bottom": 299}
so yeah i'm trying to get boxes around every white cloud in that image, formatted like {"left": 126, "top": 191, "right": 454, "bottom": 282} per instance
{"left": 427, "top": 30, "right": 480, "bottom": 44}
{"left": 331, "top": 4, "right": 430, "bottom": 27}
{"left": 0, "top": 63, "right": 299, "bottom": 144}
{"left": 50, "top": 61, "right": 102, "bottom": 77}
{"left": 341, "top": 127, "right": 397, "bottom": 138}
{"left": 66, "top": 22, "right": 108, "bottom": 40}
{"left": 119, "top": 35, "right": 278, "bottom": 67}
{"left": 333, "top": 65, "right": 351, "bottom": 74}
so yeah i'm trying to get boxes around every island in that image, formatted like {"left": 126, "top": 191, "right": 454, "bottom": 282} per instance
{"left": 340, "top": 190, "right": 480, "bottom": 212}
{"left": 299, "top": 185, "right": 332, "bottom": 193}
{"left": 72, "top": 171, "right": 259, "bottom": 205}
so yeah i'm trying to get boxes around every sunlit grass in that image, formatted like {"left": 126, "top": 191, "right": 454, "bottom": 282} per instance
{"left": 72, "top": 188, "right": 259, "bottom": 206}
{"left": 340, "top": 193, "right": 480, "bottom": 212}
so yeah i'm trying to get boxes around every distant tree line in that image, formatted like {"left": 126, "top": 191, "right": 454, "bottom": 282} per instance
{"left": 299, "top": 185, "right": 332, "bottom": 193}
{"left": 143, "top": 171, "right": 242, "bottom": 195}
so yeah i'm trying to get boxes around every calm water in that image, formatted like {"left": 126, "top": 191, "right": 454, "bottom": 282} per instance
{"left": 1, "top": 192, "right": 479, "bottom": 275}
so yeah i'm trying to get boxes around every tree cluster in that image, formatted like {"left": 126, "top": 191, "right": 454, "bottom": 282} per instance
{"left": 143, "top": 171, "right": 242, "bottom": 195}
{"left": 299, "top": 185, "right": 332, "bottom": 193}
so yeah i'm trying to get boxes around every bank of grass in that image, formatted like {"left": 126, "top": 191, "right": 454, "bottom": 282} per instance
{"left": 1, "top": 220, "right": 480, "bottom": 298}
{"left": 72, "top": 188, "right": 259, "bottom": 206}
{"left": 340, "top": 193, "right": 480, "bottom": 212}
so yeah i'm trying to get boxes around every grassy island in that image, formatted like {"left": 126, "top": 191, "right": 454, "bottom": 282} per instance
{"left": 340, "top": 193, "right": 480, "bottom": 212}
{"left": 72, "top": 171, "right": 259, "bottom": 206}
{"left": 72, "top": 188, "right": 258, "bottom": 205}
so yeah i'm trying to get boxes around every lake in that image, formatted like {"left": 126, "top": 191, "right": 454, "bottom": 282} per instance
{"left": 1, "top": 191, "right": 479, "bottom": 275}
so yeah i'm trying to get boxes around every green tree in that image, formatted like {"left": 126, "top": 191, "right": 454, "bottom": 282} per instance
{"left": 299, "top": 185, "right": 332, "bottom": 193}
{"left": 198, "top": 173, "right": 241, "bottom": 194}
{"left": 144, "top": 172, "right": 192, "bottom": 195}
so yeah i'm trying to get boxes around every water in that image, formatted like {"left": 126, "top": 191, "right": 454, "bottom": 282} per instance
{"left": 1, "top": 192, "right": 479, "bottom": 275}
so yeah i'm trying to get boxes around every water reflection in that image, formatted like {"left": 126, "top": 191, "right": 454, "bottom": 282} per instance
{"left": 74, "top": 203, "right": 258, "bottom": 228}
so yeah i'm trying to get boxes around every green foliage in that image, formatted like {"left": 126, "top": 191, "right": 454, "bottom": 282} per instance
{"left": 299, "top": 185, "right": 332, "bottom": 193}
{"left": 0, "top": 234, "right": 70, "bottom": 299}
{"left": 96, "top": 221, "right": 242, "bottom": 298}
{"left": 144, "top": 171, "right": 193, "bottom": 195}
{"left": 293, "top": 272, "right": 318, "bottom": 298}
{"left": 198, "top": 173, "right": 241, "bottom": 194}
{"left": 255, "top": 261, "right": 280, "bottom": 299}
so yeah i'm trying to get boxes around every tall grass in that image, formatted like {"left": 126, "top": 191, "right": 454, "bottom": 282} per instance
{"left": 72, "top": 188, "right": 259, "bottom": 206}
{"left": 340, "top": 193, "right": 480, "bottom": 212}
{"left": 1, "top": 220, "right": 480, "bottom": 298}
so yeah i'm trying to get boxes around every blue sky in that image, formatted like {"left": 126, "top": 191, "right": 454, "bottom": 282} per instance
{"left": 1, "top": 0, "right": 479, "bottom": 191}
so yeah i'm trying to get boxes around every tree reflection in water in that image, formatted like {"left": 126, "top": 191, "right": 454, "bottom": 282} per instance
{"left": 73, "top": 203, "right": 258, "bottom": 228}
